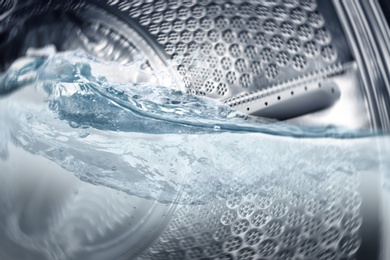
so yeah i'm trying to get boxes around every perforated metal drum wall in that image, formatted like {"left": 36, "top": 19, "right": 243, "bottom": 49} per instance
{"left": 101, "top": 0, "right": 352, "bottom": 101}
{"left": 1, "top": 1, "right": 388, "bottom": 260}
{"left": 137, "top": 165, "right": 362, "bottom": 260}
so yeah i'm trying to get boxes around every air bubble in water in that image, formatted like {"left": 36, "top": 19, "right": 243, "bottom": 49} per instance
{"left": 79, "top": 130, "right": 90, "bottom": 138}
{"left": 69, "top": 121, "right": 80, "bottom": 128}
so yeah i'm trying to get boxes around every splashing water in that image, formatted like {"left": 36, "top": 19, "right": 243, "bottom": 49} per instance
{"left": 0, "top": 48, "right": 379, "bottom": 201}
{"left": 0, "top": 48, "right": 389, "bottom": 259}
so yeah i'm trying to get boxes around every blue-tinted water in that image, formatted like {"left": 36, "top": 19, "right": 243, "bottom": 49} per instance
{"left": 0, "top": 49, "right": 389, "bottom": 260}
{"left": 0, "top": 49, "right": 388, "bottom": 204}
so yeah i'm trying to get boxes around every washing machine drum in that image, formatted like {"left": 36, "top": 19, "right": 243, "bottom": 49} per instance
{"left": 0, "top": 1, "right": 389, "bottom": 260}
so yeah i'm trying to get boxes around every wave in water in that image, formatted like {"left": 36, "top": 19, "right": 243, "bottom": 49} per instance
{"left": 0, "top": 49, "right": 388, "bottom": 205}
{"left": 0, "top": 48, "right": 390, "bottom": 260}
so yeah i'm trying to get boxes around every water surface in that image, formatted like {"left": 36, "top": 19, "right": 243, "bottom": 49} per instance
{"left": 0, "top": 49, "right": 389, "bottom": 259}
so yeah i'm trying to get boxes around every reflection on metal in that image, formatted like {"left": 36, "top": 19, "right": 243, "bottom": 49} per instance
{"left": 334, "top": 0, "right": 390, "bottom": 131}
{"left": 0, "top": 1, "right": 389, "bottom": 260}
{"left": 0, "top": 0, "right": 389, "bottom": 130}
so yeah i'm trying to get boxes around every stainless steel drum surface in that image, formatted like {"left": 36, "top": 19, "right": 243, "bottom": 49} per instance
{"left": 0, "top": 0, "right": 390, "bottom": 260}
{"left": 1, "top": 0, "right": 390, "bottom": 130}
{"left": 139, "top": 167, "right": 368, "bottom": 260}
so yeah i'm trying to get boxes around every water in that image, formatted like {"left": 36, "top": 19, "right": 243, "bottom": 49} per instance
{"left": 0, "top": 48, "right": 389, "bottom": 259}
